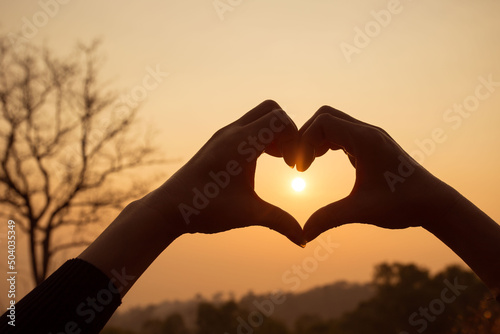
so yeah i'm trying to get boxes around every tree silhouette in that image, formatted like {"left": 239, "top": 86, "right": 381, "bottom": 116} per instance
{"left": 195, "top": 300, "right": 290, "bottom": 334}
{"left": 337, "top": 263, "right": 500, "bottom": 334}
{"left": 196, "top": 301, "right": 239, "bottom": 334}
{"left": 294, "top": 314, "right": 335, "bottom": 334}
{"left": 0, "top": 35, "right": 164, "bottom": 285}
{"left": 163, "top": 313, "right": 191, "bottom": 334}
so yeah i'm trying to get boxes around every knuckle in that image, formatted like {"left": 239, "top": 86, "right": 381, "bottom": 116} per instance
{"left": 260, "top": 99, "right": 280, "bottom": 110}
{"left": 318, "top": 105, "right": 333, "bottom": 113}
{"left": 314, "top": 105, "right": 334, "bottom": 117}
{"left": 360, "top": 125, "right": 392, "bottom": 149}
{"left": 210, "top": 123, "right": 238, "bottom": 141}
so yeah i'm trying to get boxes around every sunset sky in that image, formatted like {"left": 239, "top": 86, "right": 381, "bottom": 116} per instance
{"left": 1, "top": 0, "right": 500, "bottom": 312}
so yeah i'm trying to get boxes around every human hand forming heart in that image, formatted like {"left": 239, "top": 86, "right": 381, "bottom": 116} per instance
{"left": 296, "top": 106, "right": 459, "bottom": 242}
{"left": 144, "top": 100, "right": 460, "bottom": 247}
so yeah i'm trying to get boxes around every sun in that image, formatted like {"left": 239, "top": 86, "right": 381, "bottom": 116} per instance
{"left": 291, "top": 177, "right": 306, "bottom": 192}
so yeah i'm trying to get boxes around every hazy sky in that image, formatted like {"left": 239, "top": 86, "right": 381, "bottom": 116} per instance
{"left": 1, "top": 0, "right": 500, "bottom": 311}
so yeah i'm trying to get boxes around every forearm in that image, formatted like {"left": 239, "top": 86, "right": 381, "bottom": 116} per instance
{"left": 1, "top": 259, "right": 122, "bottom": 333}
{"left": 0, "top": 188, "right": 181, "bottom": 332}
{"left": 78, "top": 187, "right": 182, "bottom": 298}
{"left": 424, "top": 187, "right": 500, "bottom": 297}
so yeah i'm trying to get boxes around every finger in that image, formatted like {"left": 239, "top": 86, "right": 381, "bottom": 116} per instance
{"left": 235, "top": 100, "right": 284, "bottom": 126}
{"left": 347, "top": 152, "right": 356, "bottom": 167}
{"left": 298, "top": 106, "right": 364, "bottom": 136}
{"left": 243, "top": 108, "right": 298, "bottom": 167}
{"left": 296, "top": 106, "right": 363, "bottom": 171}
{"left": 296, "top": 141, "right": 315, "bottom": 172}
{"left": 298, "top": 106, "right": 386, "bottom": 160}
{"left": 297, "top": 114, "right": 364, "bottom": 171}
{"left": 303, "top": 197, "right": 360, "bottom": 242}
{"left": 281, "top": 138, "right": 299, "bottom": 168}
{"left": 304, "top": 105, "right": 395, "bottom": 142}
{"left": 253, "top": 199, "right": 306, "bottom": 247}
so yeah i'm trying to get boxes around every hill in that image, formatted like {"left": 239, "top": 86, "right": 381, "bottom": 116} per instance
{"left": 106, "top": 280, "right": 374, "bottom": 331}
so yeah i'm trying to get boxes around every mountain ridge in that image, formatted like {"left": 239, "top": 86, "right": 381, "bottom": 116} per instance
{"left": 107, "top": 280, "right": 375, "bottom": 331}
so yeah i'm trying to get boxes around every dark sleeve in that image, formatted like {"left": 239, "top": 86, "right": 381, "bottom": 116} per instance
{"left": 0, "top": 258, "right": 122, "bottom": 334}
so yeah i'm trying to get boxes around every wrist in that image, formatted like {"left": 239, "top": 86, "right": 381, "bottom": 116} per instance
{"left": 138, "top": 178, "right": 189, "bottom": 238}
{"left": 78, "top": 197, "right": 182, "bottom": 297}
{"left": 417, "top": 176, "right": 462, "bottom": 232}
{"left": 422, "top": 189, "right": 500, "bottom": 294}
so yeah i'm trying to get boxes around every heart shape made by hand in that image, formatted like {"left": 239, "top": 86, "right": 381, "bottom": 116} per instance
{"left": 154, "top": 100, "right": 456, "bottom": 249}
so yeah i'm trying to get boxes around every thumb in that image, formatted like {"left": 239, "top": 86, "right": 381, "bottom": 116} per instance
{"left": 253, "top": 199, "right": 306, "bottom": 247}
{"left": 303, "top": 197, "right": 359, "bottom": 242}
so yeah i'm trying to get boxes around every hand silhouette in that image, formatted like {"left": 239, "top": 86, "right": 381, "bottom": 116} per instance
{"left": 143, "top": 100, "right": 306, "bottom": 246}
{"left": 297, "top": 106, "right": 459, "bottom": 242}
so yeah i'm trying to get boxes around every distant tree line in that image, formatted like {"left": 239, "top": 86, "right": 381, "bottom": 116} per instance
{"left": 102, "top": 262, "right": 500, "bottom": 334}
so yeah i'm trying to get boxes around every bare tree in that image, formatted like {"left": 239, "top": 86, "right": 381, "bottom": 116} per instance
{"left": 0, "top": 36, "right": 165, "bottom": 285}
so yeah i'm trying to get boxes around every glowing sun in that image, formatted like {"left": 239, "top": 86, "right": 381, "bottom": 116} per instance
{"left": 291, "top": 177, "right": 306, "bottom": 192}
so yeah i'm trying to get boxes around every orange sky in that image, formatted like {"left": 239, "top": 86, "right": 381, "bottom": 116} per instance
{"left": 1, "top": 0, "right": 500, "bottom": 311}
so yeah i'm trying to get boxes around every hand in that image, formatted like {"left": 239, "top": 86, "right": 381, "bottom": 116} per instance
{"left": 298, "top": 106, "right": 460, "bottom": 242}
{"left": 143, "top": 100, "right": 306, "bottom": 246}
